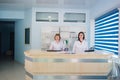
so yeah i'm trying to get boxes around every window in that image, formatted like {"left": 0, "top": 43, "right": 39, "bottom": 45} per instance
{"left": 36, "top": 12, "right": 58, "bottom": 22}
{"left": 95, "top": 9, "right": 119, "bottom": 55}
{"left": 64, "top": 13, "right": 86, "bottom": 22}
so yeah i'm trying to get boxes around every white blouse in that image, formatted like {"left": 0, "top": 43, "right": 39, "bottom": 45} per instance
{"left": 72, "top": 40, "right": 88, "bottom": 53}
{"left": 49, "top": 41, "right": 64, "bottom": 50}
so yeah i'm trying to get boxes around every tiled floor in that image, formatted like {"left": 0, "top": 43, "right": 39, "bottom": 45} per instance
{"left": 0, "top": 56, "right": 25, "bottom": 80}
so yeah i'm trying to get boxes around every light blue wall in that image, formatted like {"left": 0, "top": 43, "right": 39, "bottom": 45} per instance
{"left": 90, "top": 0, "right": 120, "bottom": 19}
{"left": 15, "top": 20, "right": 24, "bottom": 63}
{"left": 0, "top": 10, "right": 32, "bottom": 64}
{"left": 15, "top": 9, "right": 32, "bottom": 64}
{"left": 0, "top": 8, "right": 90, "bottom": 64}
{"left": 30, "top": 8, "right": 90, "bottom": 50}
{"left": 0, "top": 10, "right": 24, "bottom": 19}
{"left": 89, "top": 0, "right": 120, "bottom": 49}
{"left": 0, "top": 10, "right": 26, "bottom": 63}
{"left": 24, "top": 9, "right": 32, "bottom": 50}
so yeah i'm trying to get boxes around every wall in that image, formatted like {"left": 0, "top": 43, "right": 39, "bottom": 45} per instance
{"left": 0, "top": 10, "right": 26, "bottom": 63}
{"left": 89, "top": 19, "right": 95, "bottom": 48}
{"left": 0, "top": 10, "right": 24, "bottom": 19}
{"left": 0, "top": 8, "right": 90, "bottom": 63}
{"left": 31, "top": 8, "right": 90, "bottom": 50}
{"left": 15, "top": 20, "right": 25, "bottom": 63}
{"left": 90, "top": 0, "right": 120, "bottom": 19}
{"left": 89, "top": 0, "right": 120, "bottom": 48}
{"left": 15, "top": 9, "right": 32, "bottom": 64}
{"left": 24, "top": 9, "right": 32, "bottom": 50}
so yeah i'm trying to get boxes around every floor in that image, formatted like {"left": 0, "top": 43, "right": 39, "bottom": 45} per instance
{"left": 0, "top": 56, "right": 25, "bottom": 80}
{"left": 0, "top": 56, "right": 120, "bottom": 80}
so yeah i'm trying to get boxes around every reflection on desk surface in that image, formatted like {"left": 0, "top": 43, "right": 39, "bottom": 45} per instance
{"left": 47, "top": 50, "right": 62, "bottom": 52}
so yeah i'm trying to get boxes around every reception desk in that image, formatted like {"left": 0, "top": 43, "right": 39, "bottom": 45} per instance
{"left": 24, "top": 50, "right": 112, "bottom": 80}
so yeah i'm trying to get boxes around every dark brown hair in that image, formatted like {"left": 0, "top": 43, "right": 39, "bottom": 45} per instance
{"left": 54, "top": 33, "right": 61, "bottom": 40}
{"left": 78, "top": 32, "right": 85, "bottom": 41}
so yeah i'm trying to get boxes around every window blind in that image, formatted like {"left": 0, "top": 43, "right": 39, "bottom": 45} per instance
{"left": 95, "top": 9, "right": 119, "bottom": 55}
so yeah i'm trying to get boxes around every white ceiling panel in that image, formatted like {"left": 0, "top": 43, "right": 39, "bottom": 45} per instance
{"left": 36, "top": 0, "right": 58, "bottom": 4}
{"left": 64, "top": 0, "right": 97, "bottom": 8}
{"left": 0, "top": 0, "right": 26, "bottom": 3}
{"left": 0, "top": 0, "right": 118, "bottom": 11}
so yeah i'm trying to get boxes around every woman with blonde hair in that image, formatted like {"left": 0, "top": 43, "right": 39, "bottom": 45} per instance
{"left": 49, "top": 33, "right": 64, "bottom": 50}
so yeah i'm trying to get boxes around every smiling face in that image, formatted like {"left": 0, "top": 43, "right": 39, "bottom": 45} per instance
{"left": 54, "top": 34, "right": 61, "bottom": 42}
{"left": 55, "top": 35, "right": 60, "bottom": 41}
{"left": 79, "top": 33, "right": 84, "bottom": 41}
{"left": 78, "top": 32, "right": 85, "bottom": 42}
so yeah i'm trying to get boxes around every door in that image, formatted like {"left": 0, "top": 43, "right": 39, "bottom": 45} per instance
{"left": 10, "top": 32, "right": 14, "bottom": 60}
{"left": 0, "top": 32, "right": 1, "bottom": 56}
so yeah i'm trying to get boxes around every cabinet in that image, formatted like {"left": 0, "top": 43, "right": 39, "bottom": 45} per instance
{"left": 25, "top": 50, "right": 112, "bottom": 80}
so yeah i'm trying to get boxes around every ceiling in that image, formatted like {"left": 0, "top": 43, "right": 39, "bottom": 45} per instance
{"left": 0, "top": 0, "right": 97, "bottom": 10}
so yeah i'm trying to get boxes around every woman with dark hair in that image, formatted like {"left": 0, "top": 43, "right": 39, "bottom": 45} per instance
{"left": 49, "top": 33, "right": 64, "bottom": 50}
{"left": 72, "top": 32, "right": 88, "bottom": 53}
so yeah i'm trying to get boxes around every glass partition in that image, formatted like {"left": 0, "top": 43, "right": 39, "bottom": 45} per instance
{"left": 36, "top": 12, "right": 58, "bottom": 22}
{"left": 64, "top": 13, "right": 86, "bottom": 22}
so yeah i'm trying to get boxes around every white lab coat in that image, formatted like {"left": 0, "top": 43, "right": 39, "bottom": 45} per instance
{"left": 72, "top": 40, "right": 88, "bottom": 53}
{"left": 49, "top": 41, "right": 64, "bottom": 50}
